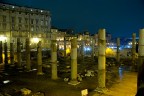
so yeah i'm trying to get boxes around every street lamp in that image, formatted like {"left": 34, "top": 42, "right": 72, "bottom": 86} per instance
{"left": 31, "top": 37, "right": 39, "bottom": 43}
{"left": 30, "top": 37, "right": 40, "bottom": 48}
{"left": 0, "top": 35, "right": 7, "bottom": 42}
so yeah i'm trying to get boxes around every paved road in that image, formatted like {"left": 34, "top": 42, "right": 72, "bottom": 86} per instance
{"left": 93, "top": 70, "right": 137, "bottom": 96}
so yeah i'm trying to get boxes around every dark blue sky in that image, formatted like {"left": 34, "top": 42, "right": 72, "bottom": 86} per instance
{"left": 1, "top": 0, "right": 144, "bottom": 38}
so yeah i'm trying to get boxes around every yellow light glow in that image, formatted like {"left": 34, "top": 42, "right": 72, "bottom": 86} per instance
{"left": 0, "top": 36, "right": 7, "bottom": 41}
{"left": 106, "top": 48, "right": 115, "bottom": 56}
{"left": 66, "top": 48, "right": 71, "bottom": 54}
{"left": 31, "top": 38, "right": 39, "bottom": 43}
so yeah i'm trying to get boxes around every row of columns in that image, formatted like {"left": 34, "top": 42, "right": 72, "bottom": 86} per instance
{"left": 1, "top": 28, "right": 143, "bottom": 91}
{"left": 0, "top": 29, "right": 109, "bottom": 88}
{"left": 96, "top": 30, "right": 138, "bottom": 91}
{"left": 0, "top": 37, "right": 79, "bottom": 84}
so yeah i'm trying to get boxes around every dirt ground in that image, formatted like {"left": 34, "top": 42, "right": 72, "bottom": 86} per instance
{"left": 0, "top": 68, "right": 118, "bottom": 96}
{"left": 0, "top": 57, "right": 137, "bottom": 96}
{"left": 93, "top": 71, "right": 137, "bottom": 96}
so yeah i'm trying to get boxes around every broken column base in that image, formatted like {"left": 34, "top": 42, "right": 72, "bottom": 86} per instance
{"left": 94, "top": 87, "right": 108, "bottom": 93}
{"left": 68, "top": 80, "right": 80, "bottom": 85}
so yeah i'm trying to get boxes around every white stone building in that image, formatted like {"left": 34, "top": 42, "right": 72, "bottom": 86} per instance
{"left": 0, "top": 3, "right": 51, "bottom": 49}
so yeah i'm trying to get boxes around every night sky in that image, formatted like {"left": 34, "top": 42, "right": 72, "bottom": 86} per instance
{"left": 1, "top": 0, "right": 144, "bottom": 38}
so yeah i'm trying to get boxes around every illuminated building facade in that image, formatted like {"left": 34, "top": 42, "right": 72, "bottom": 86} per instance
{"left": 51, "top": 27, "right": 75, "bottom": 50}
{"left": 0, "top": 3, "right": 51, "bottom": 49}
{"left": 51, "top": 27, "right": 113, "bottom": 56}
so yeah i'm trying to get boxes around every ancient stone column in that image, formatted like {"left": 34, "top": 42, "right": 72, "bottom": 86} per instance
{"left": 68, "top": 38, "right": 79, "bottom": 85}
{"left": 10, "top": 42, "right": 14, "bottom": 65}
{"left": 26, "top": 38, "right": 31, "bottom": 71}
{"left": 17, "top": 38, "right": 21, "bottom": 68}
{"left": 81, "top": 40, "right": 84, "bottom": 60}
{"left": 51, "top": 40, "right": 58, "bottom": 80}
{"left": 0, "top": 41, "right": 3, "bottom": 63}
{"left": 37, "top": 41, "right": 43, "bottom": 75}
{"left": 116, "top": 38, "right": 120, "bottom": 63}
{"left": 4, "top": 41, "right": 8, "bottom": 70}
{"left": 95, "top": 29, "right": 106, "bottom": 92}
{"left": 57, "top": 41, "right": 59, "bottom": 51}
{"left": 64, "top": 38, "right": 67, "bottom": 60}
{"left": 132, "top": 33, "right": 136, "bottom": 68}
{"left": 137, "top": 29, "right": 144, "bottom": 90}
{"left": 91, "top": 38, "right": 95, "bottom": 59}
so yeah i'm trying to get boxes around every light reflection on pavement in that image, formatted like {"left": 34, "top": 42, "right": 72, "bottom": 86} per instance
{"left": 119, "top": 67, "right": 124, "bottom": 80}
{"left": 93, "top": 67, "right": 137, "bottom": 96}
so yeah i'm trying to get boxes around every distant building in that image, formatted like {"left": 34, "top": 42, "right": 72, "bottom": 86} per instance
{"left": 0, "top": 3, "right": 51, "bottom": 49}
{"left": 51, "top": 27, "right": 75, "bottom": 49}
{"left": 94, "top": 32, "right": 112, "bottom": 46}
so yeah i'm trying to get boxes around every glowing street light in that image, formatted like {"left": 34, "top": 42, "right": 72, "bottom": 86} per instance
{"left": 0, "top": 36, "right": 7, "bottom": 41}
{"left": 31, "top": 38, "right": 40, "bottom": 43}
